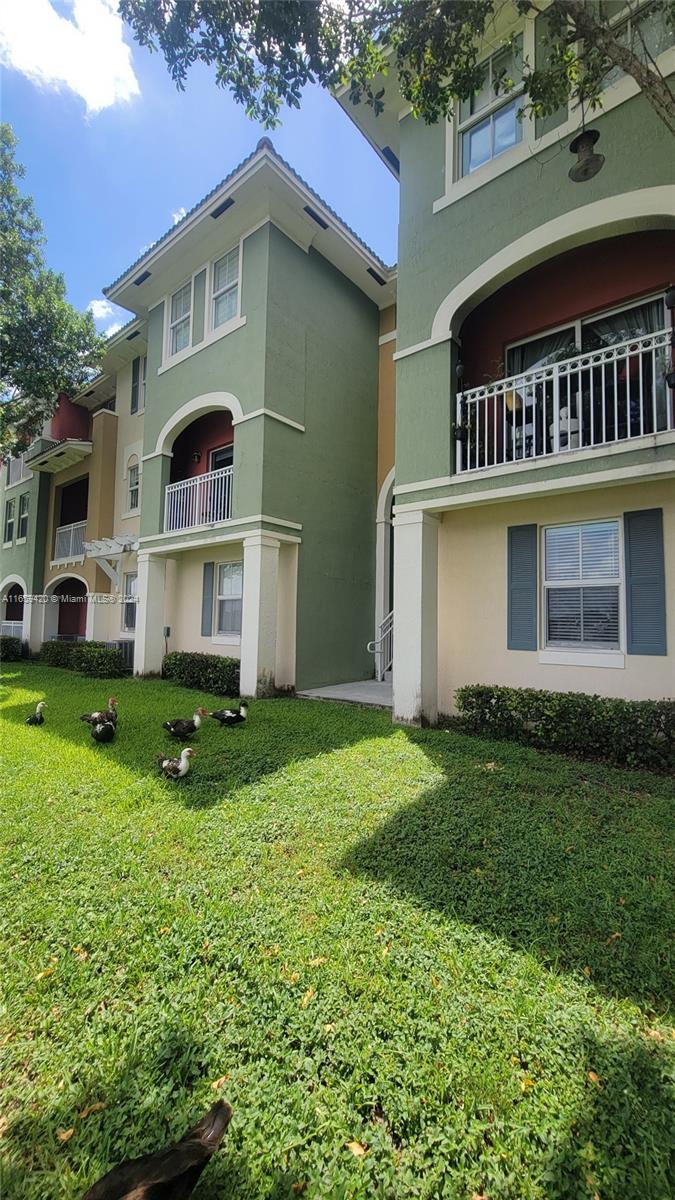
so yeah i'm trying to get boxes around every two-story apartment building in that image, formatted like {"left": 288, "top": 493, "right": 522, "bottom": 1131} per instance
{"left": 338, "top": 1, "right": 674, "bottom": 722}
{"left": 1, "top": 140, "right": 397, "bottom": 696}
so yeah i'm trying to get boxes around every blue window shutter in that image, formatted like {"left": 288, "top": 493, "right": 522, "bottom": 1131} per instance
{"left": 624, "top": 508, "right": 666, "bottom": 655}
{"left": 507, "top": 524, "right": 538, "bottom": 650}
{"left": 201, "top": 562, "right": 214, "bottom": 637}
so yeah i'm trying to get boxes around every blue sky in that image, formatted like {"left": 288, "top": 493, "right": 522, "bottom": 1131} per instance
{"left": 1, "top": 0, "right": 399, "bottom": 336}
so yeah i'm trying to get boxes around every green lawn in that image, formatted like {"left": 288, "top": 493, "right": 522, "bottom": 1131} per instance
{"left": 1, "top": 664, "right": 673, "bottom": 1200}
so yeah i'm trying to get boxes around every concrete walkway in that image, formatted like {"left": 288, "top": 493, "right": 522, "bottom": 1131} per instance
{"left": 297, "top": 679, "right": 393, "bottom": 708}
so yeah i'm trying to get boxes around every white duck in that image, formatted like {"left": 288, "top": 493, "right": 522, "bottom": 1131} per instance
{"left": 158, "top": 747, "right": 196, "bottom": 780}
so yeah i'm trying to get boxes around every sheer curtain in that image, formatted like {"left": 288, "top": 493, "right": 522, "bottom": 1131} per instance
{"left": 507, "top": 327, "right": 576, "bottom": 375}
{"left": 581, "top": 299, "right": 665, "bottom": 349}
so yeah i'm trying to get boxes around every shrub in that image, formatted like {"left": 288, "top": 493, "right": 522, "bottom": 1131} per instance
{"left": 0, "top": 635, "right": 23, "bottom": 662}
{"left": 162, "top": 650, "right": 240, "bottom": 696}
{"left": 454, "top": 684, "right": 675, "bottom": 771}
{"left": 39, "top": 641, "right": 125, "bottom": 677}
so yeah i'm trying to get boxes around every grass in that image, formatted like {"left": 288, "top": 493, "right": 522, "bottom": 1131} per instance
{"left": 1, "top": 663, "right": 673, "bottom": 1200}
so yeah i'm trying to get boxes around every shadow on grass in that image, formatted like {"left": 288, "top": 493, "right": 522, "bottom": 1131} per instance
{"left": 1, "top": 1018, "right": 253, "bottom": 1200}
{"left": 540, "top": 1029, "right": 673, "bottom": 1199}
{"left": 0, "top": 665, "right": 397, "bottom": 809}
{"left": 343, "top": 728, "right": 674, "bottom": 1013}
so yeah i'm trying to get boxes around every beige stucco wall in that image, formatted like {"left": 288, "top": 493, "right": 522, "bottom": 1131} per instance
{"left": 437, "top": 478, "right": 674, "bottom": 712}
{"left": 377, "top": 305, "right": 396, "bottom": 494}
{"left": 113, "top": 360, "right": 144, "bottom": 538}
{"left": 165, "top": 543, "right": 244, "bottom": 659}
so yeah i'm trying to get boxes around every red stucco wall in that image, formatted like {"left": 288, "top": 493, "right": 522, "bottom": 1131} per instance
{"left": 460, "top": 231, "right": 673, "bottom": 386}
{"left": 50, "top": 396, "right": 91, "bottom": 443}
{"left": 170, "top": 412, "right": 234, "bottom": 483}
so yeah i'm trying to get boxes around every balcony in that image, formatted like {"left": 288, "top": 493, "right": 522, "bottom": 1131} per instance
{"left": 164, "top": 466, "right": 233, "bottom": 533}
{"left": 455, "top": 329, "right": 673, "bottom": 474}
{"left": 26, "top": 437, "right": 92, "bottom": 473}
{"left": 54, "top": 520, "right": 87, "bottom": 562}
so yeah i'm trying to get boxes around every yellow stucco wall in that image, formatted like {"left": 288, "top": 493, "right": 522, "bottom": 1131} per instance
{"left": 437, "top": 478, "right": 674, "bottom": 712}
{"left": 377, "top": 305, "right": 396, "bottom": 495}
{"left": 165, "top": 544, "right": 243, "bottom": 659}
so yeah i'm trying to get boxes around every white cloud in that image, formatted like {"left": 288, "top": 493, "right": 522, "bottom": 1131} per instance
{"left": 87, "top": 297, "right": 126, "bottom": 335}
{"left": 0, "top": 0, "right": 140, "bottom": 114}
{"left": 172, "top": 207, "right": 186, "bottom": 226}
{"left": 87, "top": 298, "right": 115, "bottom": 322}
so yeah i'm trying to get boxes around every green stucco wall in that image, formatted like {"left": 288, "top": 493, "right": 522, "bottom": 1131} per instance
{"left": 395, "top": 83, "right": 675, "bottom": 491}
{"left": 263, "top": 226, "right": 380, "bottom": 689}
{"left": 0, "top": 471, "right": 50, "bottom": 599}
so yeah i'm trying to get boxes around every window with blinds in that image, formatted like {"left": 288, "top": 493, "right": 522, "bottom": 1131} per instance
{"left": 544, "top": 521, "right": 621, "bottom": 649}
{"left": 216, "top": 561, "right": 243, "bottom": 635}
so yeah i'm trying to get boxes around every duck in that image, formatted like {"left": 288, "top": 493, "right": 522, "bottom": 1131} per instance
{"left": 91, "top": 720, "right": 116, "bottom": 744}
{"left": 209, "top": 701, "right": 248, "bottom": 728}
{"left": 83, "top": 1098, "right": 232, "bottom": 1200}
{"left": 81, "top": 697, "right": 119, "bottom": 726}
{"left": 162, "top": 707, "right": 209, "bottom": 741}
{"left": 158, "top": 747, "right": 196, "bottom": 780}
{"left": 25, "top": 701, "right": 47, "bottom": 726}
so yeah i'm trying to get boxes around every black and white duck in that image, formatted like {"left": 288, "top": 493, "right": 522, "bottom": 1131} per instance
{"left": 209, "top": 701, "right": 248, "bottom": 728}
{"left": 83, "top": 1098, "right": 232, "bottom": 1200}
{"left": 25, "top": 701, "right": 47, "bottom": 726}
{"left": 91, "top": 720, "right": 116, "bottom": 744}
{"left": 162, "top": 707, "right": 209, "bottom": 741}
{"left": 157, "top": 747, "right": 196, "bottom": 780}
{"left": 81, "top": 697, "right": 119, "bottom": 726}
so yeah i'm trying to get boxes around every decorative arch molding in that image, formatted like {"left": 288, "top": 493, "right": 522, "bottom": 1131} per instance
{"left": 0, "top": 573, "right": 28, "bottom": 599}
{"left": 375, "top": 465, "right": 396, "bottom": 635}
{"left": 44, "top": 572, "right": 89, "bottom": 595}
{"left": 430, "top": 186, "right": 675, "bottom": 343}
{"left": 376, "top": 466, "right": 396, "bottom": 524}
{"left": 152, "top": 392, "right": 245, "bottom": 458}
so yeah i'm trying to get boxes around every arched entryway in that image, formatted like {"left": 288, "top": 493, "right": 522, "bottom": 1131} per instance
{"left": 1, "top": 577, "right": 26, "bottom": 639}
{"left": 43, "top": 575, "right": 88, "bottom": 641}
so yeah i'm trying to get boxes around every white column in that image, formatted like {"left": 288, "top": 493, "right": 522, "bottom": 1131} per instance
{"left": 23, "top": 597, "right": 44, "bottom": 653}
{"left": 392, "top": 510, "right": 439, "bottom": 725}
{"left": 134, "top": 552, "right": 167, "bottom": 674}
{"left": 240, "top": 533, "right": 281, "bottom": 697}
{"left": 86, "top": 593, "right": 111, "bottom": 642}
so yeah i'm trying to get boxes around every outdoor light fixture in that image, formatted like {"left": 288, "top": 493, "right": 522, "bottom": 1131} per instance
{"left": 192, "top": 451, "right": 202, "bottom": 463}
{"left": 568, "top": 128, "right": 605, "bottom": 183}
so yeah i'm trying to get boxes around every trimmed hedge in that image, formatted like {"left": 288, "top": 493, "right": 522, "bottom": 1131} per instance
{"left": 455, "top": 684, "right": 675, "bottom": 770}
{"left": 162, "top": 650, "right": 240, "bottom": 697}
{"left": 0, "top": 636, "right": 23, "bottom": 661}
{"left": 39, "top": 641, "right": 126, "bottom": 677}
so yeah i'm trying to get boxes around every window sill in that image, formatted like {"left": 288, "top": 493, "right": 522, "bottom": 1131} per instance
{"left": 538, "top": 650, "right": 625, "bottom": 669}
{"left": 212, "top": 634, "right": 241, "bottom": 646}
{"left": 158, "top": 314, "right": 246, "bottom": 375}
{"left": 2, "top": 541, "right": 12, "bottom": 549}
{"left": 120, "top": 511, "right": 140, "bottom": 521}
{"left": 15, "top": 537, "right": 27, "bottom": 545}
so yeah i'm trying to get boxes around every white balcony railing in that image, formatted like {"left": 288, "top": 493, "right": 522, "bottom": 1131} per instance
{"left": 1, "top": 621, "right": 23, "bottom": 638}
{"left": 456, "top": 329, "right": 673, "bottom": 474}
{"left": 164, "top": 466, "right": 233, "bottom": 533}
{"left": 54, "top": 520, "right": 86, "bottom": 561}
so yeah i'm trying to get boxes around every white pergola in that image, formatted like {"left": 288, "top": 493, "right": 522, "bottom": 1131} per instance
{"left": 83, "top": 536, "right": 139, "bottom": 590}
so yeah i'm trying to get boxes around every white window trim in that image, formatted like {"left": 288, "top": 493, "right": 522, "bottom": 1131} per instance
{"left": 121, "top": 571, "right": 138, "bottom": 634}
{"left": 539, "top": 517, "right": 626, "bottom": 664}
{"left": 4, "top": 499, "right": 15, "bottom": 546}
{"left": 434, "top": 27, "right": 675, "bottom": 212}
{"left": 127, "top": 459, "right": 140, "bottom": 513}
{"left": 505, "top": 292, "right": 668, "bottom": 363}
{"left": 209, "top": 243, "right": 242, "bottom": 335}
{"left": 213, "top": 559, "right": 243, "bottom": 639}
{"left": 456, "top": 33, "right": 525, "bottom": 181}
{"left": 165, "top": 276, "right": 195, "bottom": 364}
{"left": 158, "top": 241, "right": 247, "bottom": 376}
